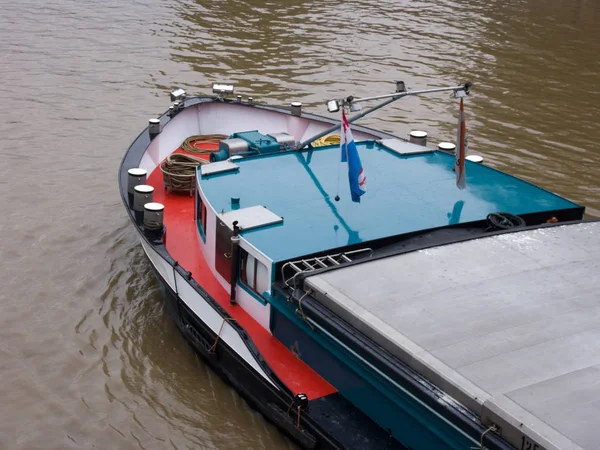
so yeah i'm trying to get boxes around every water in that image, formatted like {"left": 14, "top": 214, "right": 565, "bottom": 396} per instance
{"left": 0, "top": 0, "right": 598, "bottom": 448}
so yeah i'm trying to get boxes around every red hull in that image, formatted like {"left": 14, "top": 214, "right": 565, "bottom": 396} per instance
{"left": 147, "top": 146, "right": 336, "bottom": 401}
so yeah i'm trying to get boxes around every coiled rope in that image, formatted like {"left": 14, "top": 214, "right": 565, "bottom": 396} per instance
{"left": 160, "top": 153, "right": 206, "bottom": 191}
{"left": 486, "top": 212, "right": 526, "bottom": 231}
{"left": 181, "top": 134, "right": 228, "bottom": 154}
{"left": 160, "top": 135, "right": 228, "bottom": 193}
{"left": 312, "top": 134, "right": 341, "bottom": 147}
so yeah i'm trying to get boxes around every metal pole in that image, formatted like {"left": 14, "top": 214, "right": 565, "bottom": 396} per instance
{"left": 351, "top": 84, "right": 467, "bottom": 103}
{"left": 295, "top": 95, "right": 403, "bottom": 150}
{"left": 229, "top": 221, "right": 241, "bottom": 305}
{"left": 295, "top": 82, "right": 471, "bottom": 150}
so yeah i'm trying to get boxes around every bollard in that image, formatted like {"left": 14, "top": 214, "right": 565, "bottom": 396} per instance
{"left": 409, "top": 130, "right": 428, "bottom": 146}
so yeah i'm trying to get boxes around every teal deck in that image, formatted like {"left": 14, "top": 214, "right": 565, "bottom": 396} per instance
{"left": 199, "top": 142, "right": 581, "bottom": 262}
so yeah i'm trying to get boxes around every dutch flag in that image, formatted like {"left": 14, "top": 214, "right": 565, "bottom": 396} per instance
{"left": 341, "top": 111, "right": 366, "bottom": 203}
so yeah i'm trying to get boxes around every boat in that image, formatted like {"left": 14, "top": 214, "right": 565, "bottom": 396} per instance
{"left": 119, "top": 82, "right": 599, "bottom": 450}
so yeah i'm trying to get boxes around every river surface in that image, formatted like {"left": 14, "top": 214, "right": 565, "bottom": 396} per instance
{"left": 0, "top": 0, "right": 598, "bottom": 448}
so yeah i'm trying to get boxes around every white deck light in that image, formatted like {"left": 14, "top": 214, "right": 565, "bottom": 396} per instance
{"left": 170, "top": 88, "right": 186, "bottom": 101}
{"left": 212, "top": 84, "right": 235, "bottom": 95}
{"left": 326, "top": 99, "right": 340, "bottom": 113}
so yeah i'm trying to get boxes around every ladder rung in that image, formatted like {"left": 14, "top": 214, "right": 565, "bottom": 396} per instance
{"left": 289, "top": 262, "right": 303, "bottom": 273}
{"left": 326, "top": 256, "right": 340, "bottom": 265}
{"left": 286, "top": 249, "right": 361, "bottom": 286}
{"left": 301, "top": 260, "right": 315, "bottom": 270}
{"left": 314, "top": 258, "right": 328, "bottom": 268}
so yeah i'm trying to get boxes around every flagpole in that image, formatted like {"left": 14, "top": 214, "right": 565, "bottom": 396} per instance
{"left": 455, "top": 97, "right": 467, "bottom": 190}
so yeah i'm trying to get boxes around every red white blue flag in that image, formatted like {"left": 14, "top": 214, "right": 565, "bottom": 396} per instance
{"left": 341, "top": 111, "right": 366, "bottom": 202}
{"left": 455, "top": 97, "right": 467, "bottom": 190}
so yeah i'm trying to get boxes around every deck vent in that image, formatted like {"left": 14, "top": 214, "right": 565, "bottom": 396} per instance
{"left": 438, "top": 142, "right": 456, "bottom": 153}
{"left": 134, "top": 185, "right": 154, "bottom": 212}
{"left": 127, "top": 168, "right": 147, "bottom": 194}
{"left": 144, "top": 202, "right": 164, "bottom": 230}
{"left": 290, "top": 102, "right": 302, "bottom": 116}
{"left": 409, "top": 130, "right": 427, "bottom": 146}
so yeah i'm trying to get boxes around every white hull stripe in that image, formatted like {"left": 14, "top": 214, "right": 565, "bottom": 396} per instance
{"left": 140, "top": 240, "right": 278, "bottom": 388}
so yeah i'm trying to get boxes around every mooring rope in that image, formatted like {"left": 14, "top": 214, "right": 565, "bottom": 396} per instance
{"left": 471, "top": 425, "right": 497, "bottom": 450}
{"left": 159, "top": 135, "right": 228, "bottom": 192}
{"left": 181, "top": 134, "right": 228, "bottom": 154}
{"left": 209, "top": 317, "right": 237, "bottom": 353}
{"left": 160, "top": 153, "right": 207, "bottom": 191}
{"left": 312, "top": 134, "right": 341, "bottom": 147}
{"left": 295, "top": 290, "right": 315, "bottom": 331}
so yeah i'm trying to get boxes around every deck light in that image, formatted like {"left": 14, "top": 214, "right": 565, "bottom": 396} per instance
{"left": 170, "top": 88, "right": 186, "bottom": 101}
{"left": 212, "top": 84, "right": 235, "bottom": 95}
{"left": 454, "top": 82, "right": 472, "bottom": 99}
{"left": 326, "top": 99, "right": 340, "bottom": 113}
{"left": 454, "top": 89, "right": 467, "bottom": 98}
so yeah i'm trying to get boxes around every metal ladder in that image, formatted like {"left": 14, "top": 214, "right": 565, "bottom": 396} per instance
{"left": 282, "top": 248, "right": 372, "bottom": 288}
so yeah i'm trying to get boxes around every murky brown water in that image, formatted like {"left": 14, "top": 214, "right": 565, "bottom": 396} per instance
{"left": 1, "top": 0, "right": 598, "bottom": 448}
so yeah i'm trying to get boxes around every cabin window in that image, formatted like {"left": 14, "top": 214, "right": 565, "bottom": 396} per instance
{"left": 196, "top": 192, "right": 207, "bottom": 241}
{"left": 240, "top": 249, "right": 269, "bottom": 298}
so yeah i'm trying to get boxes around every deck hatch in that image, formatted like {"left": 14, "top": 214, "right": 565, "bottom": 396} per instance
{"left": 201, "top": 160, "right": 239, "bottom": 176}
{"left": 219, "top": 205, "right": 283, "bottom": 231}
{"left": 378, "top": 138, "right": 433, "bottom": 155}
